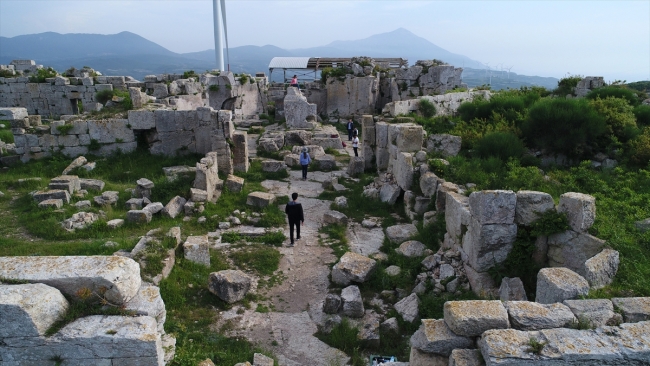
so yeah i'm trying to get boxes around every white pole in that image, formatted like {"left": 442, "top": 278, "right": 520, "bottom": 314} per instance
{"left": 213, "top": 0, "right": 224, "bottom": 71}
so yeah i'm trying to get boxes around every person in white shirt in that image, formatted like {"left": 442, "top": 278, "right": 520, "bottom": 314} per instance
{"left": 352, "top": 133, "right": 359, "bottom": 157}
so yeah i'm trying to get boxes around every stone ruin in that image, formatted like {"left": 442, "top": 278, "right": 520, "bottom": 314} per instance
{"left": 0, "top": 256, "right": 175, "bottom": 365}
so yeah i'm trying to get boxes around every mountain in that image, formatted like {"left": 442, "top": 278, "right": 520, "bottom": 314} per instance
{"left": 0, "top": 30, "right": 557, "bottom": 88}
{"left": 290, "top": 28, "right": 486, "bottom": 69}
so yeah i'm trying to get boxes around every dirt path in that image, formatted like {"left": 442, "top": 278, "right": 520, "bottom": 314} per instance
{"left": 216, "top": 169, "right": 351, "bottom": 365}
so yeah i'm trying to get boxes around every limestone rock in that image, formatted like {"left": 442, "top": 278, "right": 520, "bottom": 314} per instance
{"left": 395, "top": 240, "right": 426, "bottom": 257}
{"left": 253, "top": 353, "right": 274, "bottom": 366}
{"left": 225, "top": 174, "right": 244, "bottom": 193}
{"left": 444, "top": 300, "right": 509, "bottom": 337}
{"left": 183, "top": 235, "right": 210, "bottom": 266}
{"left": 246, "top": 191, "right": 275, "bottom": 208}
{"left": 410, "top": 319, "right": 474, "bottom": 356}
{"left": 38, "top": 199, "right": 63, "bottom": 209}
{"left": 33, "top": 189, "right": 70, "bottom": 204}
{"left": 427, "top": 134, "right": 461, "bottom": 157}
{"left": 394, "top": 152, "right": 414, "bottom": 190}
{"left": 409, "top": 347, "right": 449, "bottom": 366}
{"left": 468, "top": 190, "right": 516, "bottom": 225}
{"left": 563, "top": 299, "right": 622, "bottom": 328}
{"left": 381, "top": 317, "right": 399, "bottom": 333}
{"left": 439, "top": 263, "right": 455, "bottom": 280}
{"left": 323, "top": 210, "right": 349, "bottom": 226}
{"left": 79, "top": 178, "right": 105, "bottom": 191}
{"left": 536, "top": 267, "right": 589, "bottom": 304}
{"left": 347, "top": 156, "right": 365, "bottom": 177}
{"left": 394, "top": 293, "right": 420, "bottom": 322}
{"left": 62, "top": 155, "right": 87, "bottom": 175}
{"left": 62, "top": 211, "right": 99, "bottom": 231}
{"left": 385, "top": 265, "right": 401, "bottom": 276}
{"left": 611, "top": 297, "right": 650, "bottom": 323}
{"left": 124, "top": 284, "right": 167, "bottom": 332}
{"left": 0, "top": 283, "right": 69, "bottom": 337}
{"left": 334, "top": 196, "right": 348, "bottom": 208}
{"left": 379, "top": 183, "right": 401, "bottom": 204}
{"left": 385, "top": 223, "right": 418, "bottom": 244}
{"left": 505, "top": 301, "right": 576, "bottom": 330}
{"left": 462, "top": 219, "right": 517, "bottom": 272}
{"left": 93, "top": 190, "right": 119, "bottom": 206}
{"left": 341, "top": 285, "right": 364, "bottom": 318}
{"left": 107, "top": 219, "right": 124, "bottom": 229}
{"left": 547, "top": 230, "right": 606, "bottom": 276}
{"left": 464, "top": 262, "right": 498, "bottom": 298}
{"left": 126, "top": 209, "right": 152, "bottom": 224}
{"left": 323, "top": 294, "right": 341, "bottom": 314}
{"left": 261, "top": 159, "right": 286, "bottom": 172}
{"left": 449, "top": 349, "right": 483, "bottom": 366}
{"left": 499, "top": 277, "right": 528, "bottom": 301}
{"left": 515, "top": 190, "right": 555, "bottom": 226}
{"left": 125, "top": 198, "right": 144, "bottom": 210}
{"left": 558, "top": 192, "right": 596, "bottom": 232}
{"left": 0, "top": 256, "right": 141, "bottom": 305}
{"left": 583, "top": 248, "right": 619, "bottom": 289}
{"left": 208, "top": 270, "right": 252, "bottom": 304}
{"left": 331, "top": 252, "right": 377, "bottom": 285}
{"left": 143, "top": 202, "right": 164, "bottom": 215}
{"left": 163, "top": 195, "right": 187, "bottom": 218}
{"left": 315, "top": 154, "right": 337, "bottom": 171}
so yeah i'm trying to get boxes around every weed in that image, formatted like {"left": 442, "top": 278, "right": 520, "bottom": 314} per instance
{"left": 316, "top": 318, "right": 366, "bottom": 366}
{"left": 56, "top": 124, "right": 74, "bottom": 134}
{"left": 88, "top": 138, "right": 101, "bottom": 151}
{"left": 230, "top": 244, "right": 281, "bottom": 276}
{"left": 527, "top": 337, "right": 547, "bottom": 354}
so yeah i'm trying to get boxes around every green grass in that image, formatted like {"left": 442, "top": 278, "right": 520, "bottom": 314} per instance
{"left": 0, "top": 126, "right": 14, "bottom": 144}
{"left": 315, "top": 318, "right": 365, "bottom": 366}
{"left": 45, "top": 296, "right": 135, "bottom": 336}
{"left": 230, "top": 244, "right": 281, "bottom": 276}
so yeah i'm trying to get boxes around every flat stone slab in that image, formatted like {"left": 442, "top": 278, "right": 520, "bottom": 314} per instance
{"left": 246, "top": 191, "right": 276, "bottom": 208}
{"left": 444, "top": 300, "right": 510, "bottom": 337}
{"left": 385, "top": 223, "right": 418, "bottom": 244}
{"left": 479, "top": 321, "right": 650, "bottom": 365}
{"left": 0, "top": 283, "right": 69, "bottom": 338}
{"left": 331, "top": 252, "right": 377, "bottom": 286}
{"left": 33, "top": 189, "right": 70, "bottom": 204}
{"left": 505, "top": 301, "right": 576, "bottom": 330}
{"left": 183, "top": 235, "right": 210, "bottom": 266}
{"left": 536, "top": 267, "right": 589, "bottom": 304}
{"left": 79, "top": 178, "right": 105, "bottom": 191}
{"left": 0, "top": 256, "right": 141, "bottom": 305}
{"left": 347, "top": 223, "right": 385, "bottom": 256}
{"left": 563, "top": 299, "right": 622, "bottom": 328}
{"left": 611, "top": 297, "right": 650, "bottom": 323}
{"left": 410, "top": 319, "right": 474, "bottom": 356}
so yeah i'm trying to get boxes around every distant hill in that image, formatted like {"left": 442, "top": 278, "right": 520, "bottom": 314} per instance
{"left": 0, "top": 29, "right": 558, "bottom": 89}
{"left": 462, "top": 68, "right": 559, "bottom": 90}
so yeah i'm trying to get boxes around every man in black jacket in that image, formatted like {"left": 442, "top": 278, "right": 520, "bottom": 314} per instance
{"left": 284, "top": 192, "right": 304, "bottom": 246}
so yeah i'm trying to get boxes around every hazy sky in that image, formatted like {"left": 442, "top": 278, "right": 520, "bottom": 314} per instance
{"left": 1, "top": 0, "right": 649, "bottom": 81}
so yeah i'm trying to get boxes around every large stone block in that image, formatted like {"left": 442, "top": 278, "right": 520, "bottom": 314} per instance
{"left": 331, "top": 252, "right": 377, "bottom": 286}
{"left": 468, "top": 190, "right": 516, "bottom": 225}
{"left": 347, "top": 156, "right": 365, "bottom": 177}
{"left": 0, "top": 283, "right": 69, "bottom": 338}
{"left": 444, "top": 300, "right": 509, "bottom": 337}
{"left": 88, "top": 119, "right": 135, "bottom": 144}
{"left": 499, "top": 277, "right": 528, "bottom": 301}
{"left": 126, "top": 209, "right": 152, "bottom": 224}
{"left": 536, "top": 267, "right": 589, "bottom": 304}
{"left": 445, "top": 191, "right": 470, "bottom": 245}
{"left": 410, "top": 319, "right": 474, "bottom": 356}
{"left": 232, "top": 131, "right": 249, "bottom": 173}
{"left": 0, "top": 256, "right": 141, "bottom": 305}
{"left": 505, "top": 301, "right": 576, "bottom": 330}
{"left": 208, "top": 270, "right": 252, "bottom": 304}
{"left": 515, "top": 190, "right": 555, "bottom": 226}
{"left": 611, "top": 297, "right": 650, "bottom": 323}
{"left": 379, "top": 183, "right": 401, "bottom": 205}
{"left": 323, "top": 210, "right": 349, "bottom": 226}
{"left": 558, "top": 192, "right": 596, "bottom": 232}
{"left": 462, "top": 219, "right": 517, "bottom": 272}
{"left": 394, "top": 293, "right": 420, "bottom": 323}
{"left": 261, "top": 159, "right": 286, "bottom": 172}
{"left": 394, "top": 152, "right": 414, "bottom": 190}
{"left": 0, "top": 107, "right": 28, "bottom": 121}
{"left": 225, "top": 175, "right": 244, "bottom": 193}
{"left": 385, "top": 223, "right": 418, "bottom": 244}
{"left": 389, "top": 123, "right": 423, "bottom": 152}
{"left": 563, "top": 299, "right": 622, "bottom": 328}
{"left": 420, "top": 171, "right": 441, "bottom": 198}
{"left": 426, "top": 134, "right": 461, "bottom": 157}
{"left": 154, "top": 109, "right": 176, "bottom": 132}
{"left": 183, "top": 235, "right": 210, "bottom": 266}
{"left": 128, "top": 110, "right": 155, "bottom": 129}
{"left": 124, "top": 284, "right": 167, "bottom": 333}
{"left": 547, "top": 230, "right": 606, "bottom": 276}
{"left": 583, "top": 248, "right": 619, "bottom": 289}
{"left": 33, "top": 189, "right": 70, "bottom": 204}
{"left": 315, "top": 154, "right": 337, "bottom": 171}
{"left": 341, "top": 285, "right": 364, "bottom": 318}
{"left": 246, "top": 191, "right": 275, "bottom": 208}
{"left": 163, "top": 196, "right": 187, "bottom": 218}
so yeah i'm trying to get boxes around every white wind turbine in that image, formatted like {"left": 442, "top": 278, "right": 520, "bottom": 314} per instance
{"left": 213, "top": 0, "right": 230, "bottom": 71}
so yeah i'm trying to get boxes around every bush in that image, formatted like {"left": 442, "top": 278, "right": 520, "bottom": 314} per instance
{"left": 28, "top": 67, "right": 57, "bottom": 83}
{"left": 522, "top": 98, "right": 606, "bottom": 159}
{"left": 586, "top": 86, "right": 641, "bottom": 107}
{"left": 634, "top": 105, "right": 650, "bottom": 127}
{"left": 589, "top": 96, "right": 638, "bottom": 143}
{"left": 182, "top": 70, "right": 198, "bottom": 79}
{"left": 553, "top": 75, "right": 583, "bottom": 96}
{"left": 321, "top": 66, "right": 351, "bottom": 83}
{"left": 95, "top": 90, "right": 114, "bottom": 105}
{"left": 628, "top": 128, "right": 650, "bottom": 167}
{"left": 418, "top": 99, "right": 437, "bottom": 118}
{"left": 475, "top": 131, "right": 525, "bottom": 160}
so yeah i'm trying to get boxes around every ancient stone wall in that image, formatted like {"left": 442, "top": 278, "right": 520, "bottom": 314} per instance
{"left": 383, "top": 90, "right": 491, "bottom": 117}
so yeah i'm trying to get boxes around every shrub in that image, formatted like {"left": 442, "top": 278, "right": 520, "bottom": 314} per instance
{"left": 522, "top": 98, "right": 606, "bottom": 159}
{"left": 182, "top": 70, "right": 198, "bottom": 79}
{"left": 239, "top": 74, "right": 249, "bottom": 85}
{"left": 628, "top": 128, "right": 650, "bottom": 167}
{"left": 418, "top": 99, "right": 437, "bottom": 118}
{"left": 553, "top": 75, "right": 583, "bottom": 96}
{"left": 634, "top": 105, "right": 650, "bottom": 127}
{"left": 0, "top": 69, "right": 15, "bottom": 78}
{"left": 475, "top": 131, "right": 525, "bottom": 160}
{"left": 589, "top": 96, "right": 638, "bottom": 143}
{"left": 95, "top": 90, "right": 114, "bottom": 105}
{"left": 28, "top": 67, "right": 57, "bottom": 83}
{"left": 586, "top": 86, "right": 641, "bottom": 107}
{"left": 321, "top": 66, "right": 351, "bottom": 83}
{"left": 457, "top": 93, "right": 530, "bottom": 126}
{"left": 56, "top": 124, "right": 74, "bottom": 135}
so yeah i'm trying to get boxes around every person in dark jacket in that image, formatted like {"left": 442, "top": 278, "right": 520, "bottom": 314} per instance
{"left": 284, "top": 192, "right": 304, "bottom": 246}
{"left": 346, "top": 119, "right": 354, "bottom": 141}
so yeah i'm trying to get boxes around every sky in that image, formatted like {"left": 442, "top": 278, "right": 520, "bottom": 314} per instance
{"left": 1, "top": 0, "right": 649, "bottom": 82}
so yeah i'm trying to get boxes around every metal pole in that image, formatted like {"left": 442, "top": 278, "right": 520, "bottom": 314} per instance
{"left": 213, "top": 0, "right": 224, "bottom": 71}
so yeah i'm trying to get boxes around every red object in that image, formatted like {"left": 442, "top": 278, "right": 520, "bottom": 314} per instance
{"left": 331, "top": 134, "right": 339, "bottom": 138}
{"left": 342, "top": 142, "right": 347, "bottom": 147}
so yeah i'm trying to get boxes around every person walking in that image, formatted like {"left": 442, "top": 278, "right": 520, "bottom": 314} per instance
{"left": 346, "top": 119, "right": 354, "bottom": 141}
{"left": 352, "top": 132, "right": 360, "bottom": 157}
{"left": 284, "top": 192, "right": 304, "bottom": 246}
{"left": 290, "top": 75, "right": 299, "bottom": 89}
{"left": 300, "top": 147, "right": 311, "bottom": 181}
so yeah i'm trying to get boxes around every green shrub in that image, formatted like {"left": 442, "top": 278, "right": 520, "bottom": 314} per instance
{"left": 589, "top": 96, "right": 638, "bottom": 143}
{"left": 95, "top": 90, "right": 114, "bottom": 104}
{"left": 418, "top": 99, "right": 437, "bottom": 118}
{"left": 56, "top": 124, "right": 74, "bottom": 134}
{"left": 28, "top": 67, "right": 57, "bottom": 83}
{"left": 522, "top": 98, "right": 606, "bottom": 159}
{"left": 0, "top": 126, "right": 14, "bottom": 144}
{"left": 586, "top": 86, "right": 641, "bottom": 107}
{"left": 94, "top": 89, "right": 132, "bottom": 111}
{"left": 208, "top": 85, "right": 219, "bottom": 92}
{"left": 553, "top": 75, "right": 583, "bottom": 96}
{"left": 321, "top": 66, "right": 352, "bottom": 83}
{"left": 239, "top": 74, "right": 249, "bottom": 84}
{"left": 182, "top": 70, "right": 198, "bottom": 79}
{"left": 628, "top": 128, "right": 650, "bottom": 167}
{"left": 634, "top": 105, "right": 650, "bottom": 127}
{"left": 0, "top": 69, "right": 15, "bottom": 78}
{"left": 475, "top": 131, "right": 525, "bottom": 160}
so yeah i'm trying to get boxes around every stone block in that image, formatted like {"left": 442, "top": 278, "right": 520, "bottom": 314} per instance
{"left": 126, "top": 209, "right": 152, "bottom": 224}
{"left": 163, "top": 196, "right": 186, "bottom": 218}
{"left": 323, "top": 210, "right": 348, "bottom": 226}
{"left": 410, "top": 319, "right": 474, "bottom": 356}
{"left": 444, "top": 300, "right": 509, "bottom": 337}
{"left": 394, "top": 152, "right": 414, "bottom": 190}
{"left": 395, "top": 240, "right": 426, "bottom": 257}
{"left": 515, "top": 190, "right": 555, "bottom": 226}
{"left": 558, "top": 192, "right": 596, "bottom": 232}
{"left": 38, "top": 198, "right": 63, "bottom": 209}
{"left": 385, "top": 223, "right": 418, "bottom": 244}
{"left": 246, "top": 191, "right": 275, "bottom": 208}
{"left": 462, "top": 220, "right": 517, "bottom": 272}
{"left": 253, "top": 353, "right": 274, "bottom": 366}
{"left": 50, "top": 175, "right": 81, "bottom": 193}
{"left": 79, "top": 178, "right": 105, "bottom": 191}
{"left": 426, "top": 134, "right": 461, "bottom": 157}
{"left": 409, "top": 347, "right": 449, "bottom": 366}
{"left": 124, "top": 284, "right": 166, "bottom": 332}
{"left": 341, "top": 285, "right": 364, "bottom": 318}
{"left": 449, "top": 349, "right": 483, "bottom": 366}
{"left": 0, "top": 107, "right": 28, "bottom": 120}
{"left": 94, "top": 191, "right": 119, "bottom": 206}
{"left": 232, "top": 131, "right": 249, "bottom": 173}
{"left": 547, "top": 230, "right": 606, "bottom": 276}
{"left": 315, "top": 154, "right": 337, "bottom": 171}
{"left": 499, "top": 277, "right": 528, "bottom": 301}
{"left": 88, "top": 119, "right": 135, "bottom": 144}
{"left": 331, "top": 252, "right": 377, "bottom": 286}
{"left": 583, "top": 248, "right": 619, "bottom": 289}
{"left": 536, "top": 267, "right": 589, "bottom": 304}
{"left": 420, "top": 171, "right": 441, "bottom": 198}
{"left": 0, "top": 283, "right": 69, "bottom": 337}
{"left": 504, "top": 301, "right": 576, "bottom": 330}
{"left": 563, "top": 299, "right": 622, "bottom": 328}
{"left": 347, "top": 156, "right": 365, "bottom": 177}
{"left": 127, "top": 110, "right": 155, "bottom": 130}
{"left": 261, "top": 159, "right": 286, "bottom": 172}
{"left": 323, "top": 294, "right": 341, "bottom": 314}
{"left": 394, "top": 293, "right": 420, "bottom": 322}
{"left": 446, "top": 191, "right": 470, "bottom": 244}
{"left": 183, "top": 235, "right": 210, "bottom": 266}
{"left": 291, "top": 145, "right": 325, "bottom": 157}
{"left": 0, "top": 256, "right": 141, "bottom": 305}
{"left": 225, "top": 175, "right": 244, "bottom": 193}
{"left": 190, "top": 188, "right": 208, "bottom": 203}
{"left": 379, "top": 183, "right": 401, "bottom": 205}
{"left": 208, "top": 270, "right": 252, "bottom": 304}
{"left": 107, "top": 219, "right": 124, "bottom": 229}
{"left": 469, "top": 190, "right": 516, "bottom": 225}
{"left": 611, "top": 297, "right": 650, "bottom": 323}
{"left": 33, "top": 189, "right": 71, "bottom": 204}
